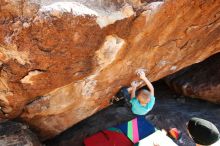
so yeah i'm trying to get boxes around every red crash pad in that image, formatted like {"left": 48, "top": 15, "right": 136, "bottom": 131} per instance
{"left": 84, "top": 130, "right": 133, "bottom": 146}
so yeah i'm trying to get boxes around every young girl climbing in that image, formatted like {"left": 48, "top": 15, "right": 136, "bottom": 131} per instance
{"left": 113, "top": 70, "right": 155, "bottom": 116}
{"left": 129, "top": 70, "right": 155, "bottom": 115}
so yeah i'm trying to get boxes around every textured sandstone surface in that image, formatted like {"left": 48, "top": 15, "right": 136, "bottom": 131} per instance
{"left": 0, "top": 0, "right": 220, "bottom": 140}
{"left": 165, "top": 53, "right": 220, "bottom": 104}
{"left": 0, "top": 121, "right": 41, "bottom": 146}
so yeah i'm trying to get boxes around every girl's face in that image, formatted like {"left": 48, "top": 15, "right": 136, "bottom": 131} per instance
{"left": 137, "top": 93, "right": 150, "bottom": 106}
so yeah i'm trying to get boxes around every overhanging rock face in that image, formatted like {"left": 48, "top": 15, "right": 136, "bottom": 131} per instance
{"left": 0, "top": 0, "right": 220, "bottom": 140}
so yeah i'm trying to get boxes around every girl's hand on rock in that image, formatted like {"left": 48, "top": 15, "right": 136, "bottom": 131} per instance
{"left": 137, "top": 70, "right": 146, "bottom": 80}
{"left": 131, "top": 81, "right": 138, "bottom": 88}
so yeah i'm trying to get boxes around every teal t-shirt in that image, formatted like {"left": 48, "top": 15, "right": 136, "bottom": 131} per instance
{"left": 130, "top": 95, "right": 155, "bottom": 115}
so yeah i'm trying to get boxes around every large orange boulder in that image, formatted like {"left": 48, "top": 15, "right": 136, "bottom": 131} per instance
{"left": 0, "top": 0, "right": 220, "bottom": 140}
{"left": 165, "top": 53, "right": 220, "bottom": 104}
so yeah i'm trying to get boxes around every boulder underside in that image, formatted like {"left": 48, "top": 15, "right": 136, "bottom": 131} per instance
{"left": 0, "top": 0, "right": 219, "bottom": 140}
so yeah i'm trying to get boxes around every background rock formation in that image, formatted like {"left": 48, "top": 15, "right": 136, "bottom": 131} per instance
{"left": 165, "top": 53, "right": 220, "bottom": 104}
{"left": 0, "top": 121, "right": 41, "bottom": 146}
{"left": 0, "top": 0, "right": 220, "bottom": 140}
